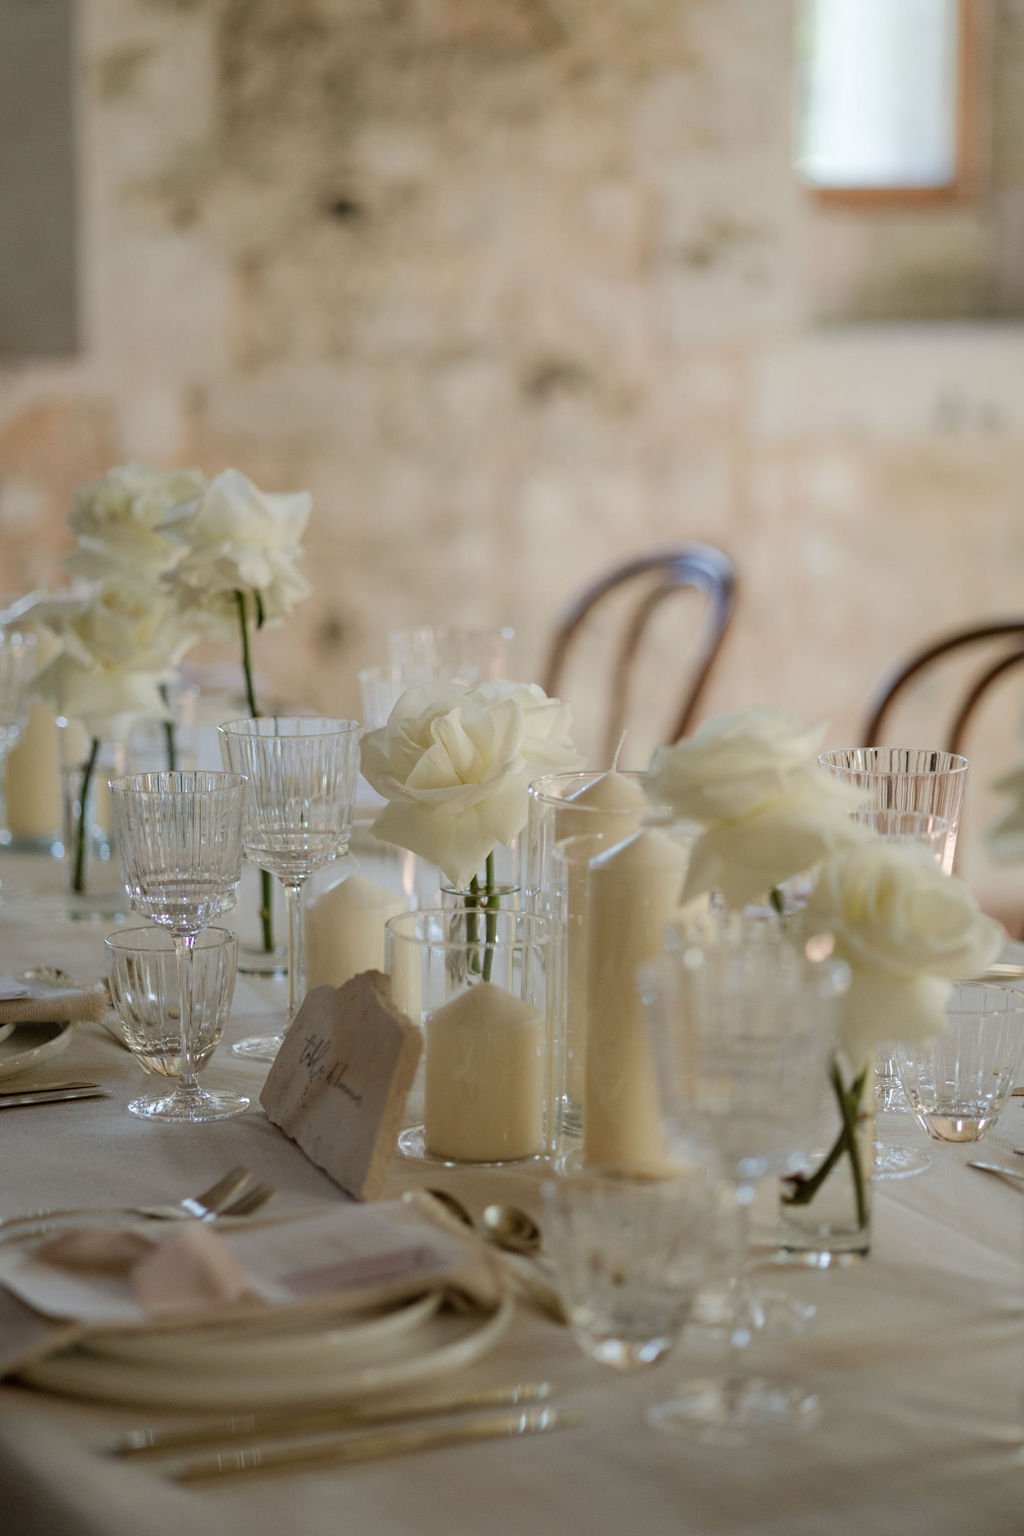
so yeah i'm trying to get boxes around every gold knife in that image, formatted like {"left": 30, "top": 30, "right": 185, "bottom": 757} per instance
{"left": 174, "top": 1406, "right": 580, "bottom": 1484}
{"left": 114, "top": 1382, "right": 555, "bottom": 1458}
{"left": 0, "top": 1087, "right": 110, "bottom": 1109}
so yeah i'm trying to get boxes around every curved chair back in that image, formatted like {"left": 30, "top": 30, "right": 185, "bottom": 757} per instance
{"left": 542, "top": 544, "right": 736, "bottom": 764}
{"left": 862, "top": 620, "right": 1024, "bottom": 753}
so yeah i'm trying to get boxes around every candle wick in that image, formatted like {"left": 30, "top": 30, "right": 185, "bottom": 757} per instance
{"left": 611, "top": 730, "right": 628, "bottom": 772}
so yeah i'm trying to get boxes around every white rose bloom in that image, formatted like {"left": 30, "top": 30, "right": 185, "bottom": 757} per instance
{"left": 647, "top": 707, "right": 866, "bottom": 906}
{"left": 648, "top": 707, "right": 836, "bottom": 821}
{"left": 29, "top": 577, "right": 188, "bottom": 740}
{"left": 162, "top": 467, "right": 312, "bottom": 629}
{"left": 806, "top": 842, "right": 1004, "bottom": 1066}
{"left": 360, "top": 682, "right": 531, "bottom": 888}
{"left": 467, "top": 680, "right": 585, "bottom": 774}
{"left": 66, "top": 463, "right": 208, "bottom": 578}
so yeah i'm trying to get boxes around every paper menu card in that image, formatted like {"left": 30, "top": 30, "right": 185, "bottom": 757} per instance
{"left": 261, "top": 972, "right": 422, "bottom": 1201}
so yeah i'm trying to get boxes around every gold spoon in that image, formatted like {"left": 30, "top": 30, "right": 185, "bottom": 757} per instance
{"left": 425, "top": 1189, "right": 542, "bottom": 1256}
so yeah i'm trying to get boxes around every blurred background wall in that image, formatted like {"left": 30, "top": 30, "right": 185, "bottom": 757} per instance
{"left": 1, "top": 0, "right": 1023, "bottom": 908}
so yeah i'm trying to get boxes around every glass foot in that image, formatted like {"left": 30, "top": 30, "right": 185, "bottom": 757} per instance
{"left": 231, "top": 1033, "right": 284, "bottom": 1063}
{"left": 128, "top": 1088, "right": 250, "bottom": 1122}
{"left": 236, "top": 944, "right": 288, "bottom": 979}
{"left": 874, "top": 1142, "right": 931, "bottom": 1180}
{"left": 645, "top": 1374, "right": 821, "bottom": 1446}
{"left": 397, "top": 1123, "right": 543, "bottom": 1167}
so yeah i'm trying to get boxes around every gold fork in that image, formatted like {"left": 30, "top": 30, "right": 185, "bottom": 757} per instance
{"left": 0, "top": 1166, "right": 253, "bottom": 1234}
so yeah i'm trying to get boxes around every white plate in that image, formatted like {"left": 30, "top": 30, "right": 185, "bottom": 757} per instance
{"left": 83, "top": 1291, "right": 442, "bottom": 1375}
{"left": 19, "top": 1294, "right": 513, "bottom": 1411}
{"left": 0, "top": 1021, "right": 74, "bottom": 1080}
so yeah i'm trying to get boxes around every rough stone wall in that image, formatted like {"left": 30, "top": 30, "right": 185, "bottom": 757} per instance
{"left": 2, "top": 0, "right": 1024, "bottom": 907}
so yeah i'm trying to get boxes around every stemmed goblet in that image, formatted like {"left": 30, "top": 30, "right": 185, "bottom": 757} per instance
{"left": 218, "top": 717, "right": 361, "bottom": 1061}
{"left": 108, "top": 771, "right": 250, "bottom": 1122}
{"left": 819, "top": 747, "right": 968, "bottom": 1178}
{"left": 639, "top": 911, "right": 848, "bottom": 1444}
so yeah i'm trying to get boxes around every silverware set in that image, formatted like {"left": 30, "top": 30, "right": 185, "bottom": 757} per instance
{"left": 0, "top": 1166, "right": 274, "bottom": 1237}
{"left": 110, "top": 1382, "right": 576, "bottom": 1482}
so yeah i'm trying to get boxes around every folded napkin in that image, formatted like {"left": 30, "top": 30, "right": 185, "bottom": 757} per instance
{"left": 0, "top": 978, "right": 108, "bottom": 1028}
{"left": 0, "top": 1197, "right": 505, "bottom": 1376}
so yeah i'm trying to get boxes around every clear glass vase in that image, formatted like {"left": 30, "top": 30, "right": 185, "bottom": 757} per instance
{"left": 60, "top": 743, "right": 128, "bottom": 921}
{"left": 777, "top": 1056, "right": 873, "bottom": 1266}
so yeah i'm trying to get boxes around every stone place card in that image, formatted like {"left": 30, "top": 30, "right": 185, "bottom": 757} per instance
{"left": 260, "top": 971, "right": 422, "bottom": 1201}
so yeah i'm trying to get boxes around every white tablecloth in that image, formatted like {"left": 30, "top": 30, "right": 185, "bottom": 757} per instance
{"left": 0, "top": 849, "right": 1021, "bottom": 1536}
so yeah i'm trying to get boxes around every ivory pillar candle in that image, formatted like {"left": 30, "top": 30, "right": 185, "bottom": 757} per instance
{"left": 306, "top": 872, "right": 406, "bottom": 991}
{"left": 554, "top": 771, "right": 649, "bottom": 1106}
{"left": 583, "top": 828, "right": 687, "bottom": 1174}
{"left": 424, "top": 982, "right": 544, "bottom": 1162}
{"left": 5, "top": 702, "right": 61, "bottom": 838}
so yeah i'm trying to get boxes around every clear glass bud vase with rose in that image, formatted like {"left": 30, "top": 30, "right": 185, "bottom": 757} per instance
{"left": 361, "top": 677, "right": 584, "bottom": 1162}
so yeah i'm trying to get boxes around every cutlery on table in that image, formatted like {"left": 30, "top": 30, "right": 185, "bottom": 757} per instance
{"left": 114, "top": 1382, "right": 554, "bottom": 1458}
{"left": 172, "top": 1405, "right": 580, "bottom": 1484}
{"left": 967, "top": 1160, "right": 1024, "bottom": 1189}
{"left": 0, "top": 1166, "right": 255, "bottom": 1232}
{"left": 0, "top": 1086, "right": 111, "bottom": 1109}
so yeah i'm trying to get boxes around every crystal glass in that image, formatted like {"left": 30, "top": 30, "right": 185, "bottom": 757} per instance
{"left": 219, "top": 716, "right": 361, "bottom": 1061}
{"left": 542, "top": 1163, "right": 717, "bottom": 1371}
{"left": 639, "top": 912, "right": 847, "bottom": 1444}
{"left": 896, "top": 983, "right": 1024, "bottom": 1142}
{"left": 105, "top": 926, "right": 237, "bottom": 1115}
{"left": 385, "top": 908, "right": 550, "bottom": 1164}
{"left": 385, "top": 624, "right": 514, "bottom": 686}
{"left": 108, "top": 771, "right": 249, "bottom": 1122}
{"left": 820, "top": 746, "right": 967, "bottom": 1179}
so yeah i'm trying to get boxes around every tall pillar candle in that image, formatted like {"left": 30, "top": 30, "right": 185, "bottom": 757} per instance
{"left": 5, "top": 702, "right": 61, "bottom": 840}
{"left": 424, "top": 982, "right": 545, "bottom": 1162}
{"left": 306, "top": 872, "right": 406, "bottom": 990}
{"left": 583, "top": 828, "right": 687, "bottom": 1174}
{"left": 553, "top": 772, "right": 649, "bottom": 1109}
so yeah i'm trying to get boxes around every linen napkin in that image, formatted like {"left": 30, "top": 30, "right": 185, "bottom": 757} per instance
{"left": 0, "top": 977, "right": 108, "bottom": 1027}
{"left": 0, "top": 1196, "right": 506, "bottom": 1376}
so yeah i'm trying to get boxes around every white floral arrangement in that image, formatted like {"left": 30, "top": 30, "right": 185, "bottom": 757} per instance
{"left": 360, "top": 679, "right": 584, "bottom": 891}
{"left": 27, "top": 462, "right": 311, "bottom": 909}
{"left": 647, "top": 707, "right": 1003, "bottom": 1067}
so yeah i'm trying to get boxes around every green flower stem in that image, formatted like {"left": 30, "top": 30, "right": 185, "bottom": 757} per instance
{"left": 235, "top": 589, "right": 275, "bottom": 954}
{"left": 72, "top": 736, "right": 100, "bottom": 895}
{"left": 465, "top": 852, "right": 499, "bottom": 981}
{"left": 781, "top": 1060, "right": 870, "bottom": 1230}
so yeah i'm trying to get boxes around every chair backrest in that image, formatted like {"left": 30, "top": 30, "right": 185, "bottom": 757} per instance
{"left": 862, "top": 620, "right": 1024, "bottom": 753}
{"left": 542, "top": 544, "right": 736, "bottom": 765}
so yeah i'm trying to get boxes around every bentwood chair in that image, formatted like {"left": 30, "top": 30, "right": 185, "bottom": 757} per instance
{"left": 542, "top": 545, "right": 736, "bottom": 765}
{"left": 862, "top": 619, "right": 1024, "bottom": 753}
{"left": 860, "top": 618, "right": 1024, "bottom": 933}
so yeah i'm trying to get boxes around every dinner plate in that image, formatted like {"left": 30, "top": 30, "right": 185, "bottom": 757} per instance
{"left": 19, "top": 1294, "right": 513, "bottom": 1411}
{"left": 0, "top": 1021, "right": 74, "bottom": 1080}
{"left": 83, "top": 1290, "right": 442, "bottom": 1375}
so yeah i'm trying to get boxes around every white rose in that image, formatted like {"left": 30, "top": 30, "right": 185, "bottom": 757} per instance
{"left": 807, "top": 842, "right": 1004, "bottom": 1065}
{"left": 162, "top": 468, "right": 311, "bottom": 630}
{"left": 66, "top": 463, "right": 208, "bottom": 578}
{"left": 647, "top": 708, "right": 833, "bottom": 822}
{"left": 467, "top": 680, "right": 585, "bottom": 774}
{"left": 28, "top": 577, "right": 189, "bottom": 740}
{"left": 360, "top": 682, "right": 530, "bottom": 888}
{"left": 30, "top": 654, "right": 170, "bottom": 742}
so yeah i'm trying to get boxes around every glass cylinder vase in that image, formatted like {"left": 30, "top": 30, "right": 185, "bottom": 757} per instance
{"left": 777, "top": 1055, "right": 873, "bottom": 1267}
{"left": 59, "top": 740, "right": 128, "bottom": 921}
{"left": 385, "top": 908, "right": 551, "bottom": 1166}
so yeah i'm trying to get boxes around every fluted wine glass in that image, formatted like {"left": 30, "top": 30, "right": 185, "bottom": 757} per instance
{"left": 108, "top": 771, "right": 249, "bottom": 1122}
{"left": 219, "top": 716, "right": 361, "bottom": 1061}
{"left": 639, "top": 912, "right": 847, "bottom": 1444}
{"left": 819, "top": 746, "right": 968, "bottom": 1179}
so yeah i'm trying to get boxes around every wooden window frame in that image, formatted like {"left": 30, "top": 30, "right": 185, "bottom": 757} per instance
{"left": 804, "top": 0, "right": 983, "bottom": 207}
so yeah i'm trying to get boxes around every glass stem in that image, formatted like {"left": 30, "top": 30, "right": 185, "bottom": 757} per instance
{"left": 284, "top": 881, "right": 306, "bottom": 1021}
{"left": 172, "top": 933, "right": 200, "bottom": 1096}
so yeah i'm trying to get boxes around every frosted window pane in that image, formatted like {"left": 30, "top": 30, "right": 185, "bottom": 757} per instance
{"left": 796, "top": 0, "right": 960, "bottom": 189}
